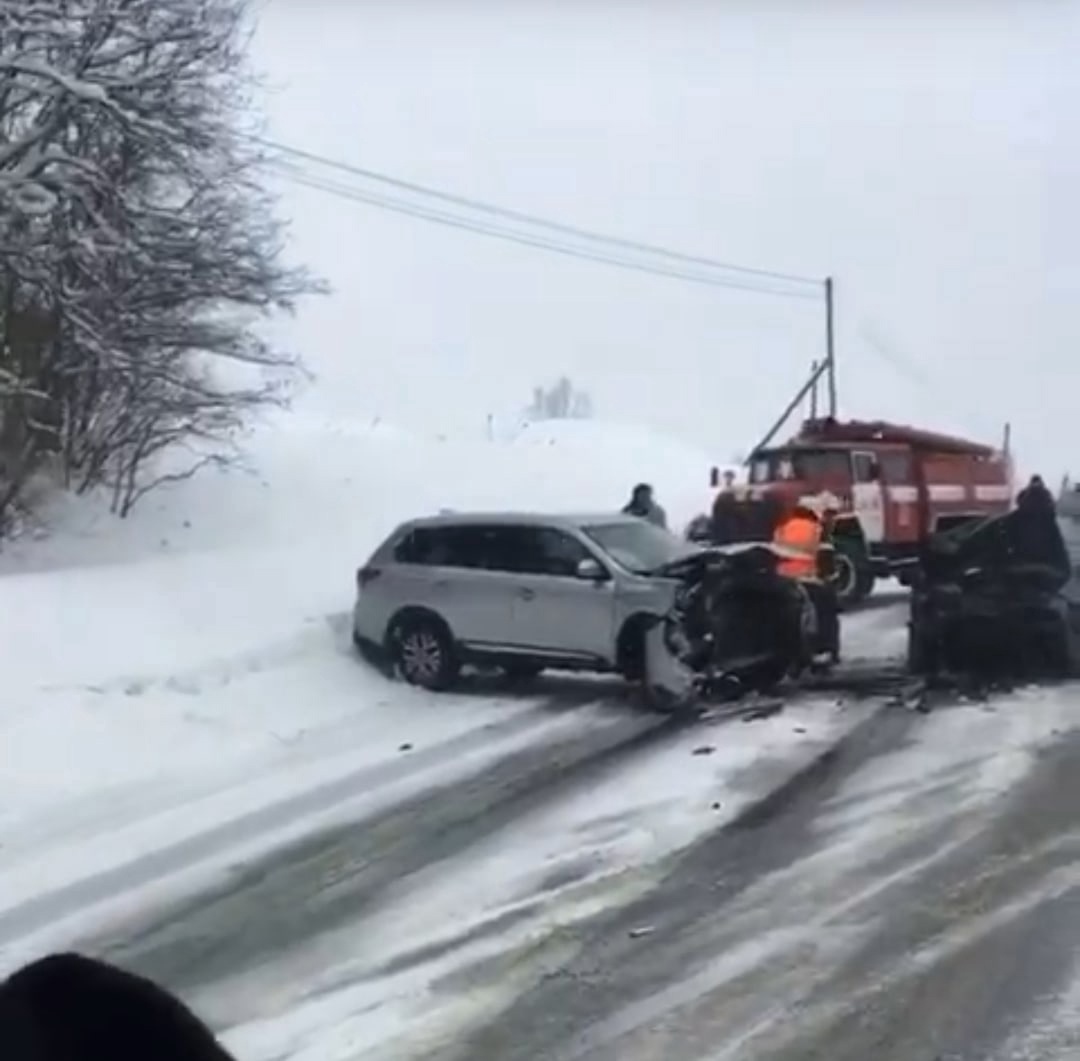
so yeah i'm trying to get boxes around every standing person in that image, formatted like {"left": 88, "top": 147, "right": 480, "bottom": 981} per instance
{"left": 1017, "top": 474, "right": 1056, "bottom": 514}
{"left": 772, "top": 500, "right": 839, "bottom": 663}
{"left": 622, "top": 482, "right": 668, "bottom": 529}
{"left": 711, "top": 485, "right": 740, "bottom": 544}
{"left": 772, "top": 502, "right": 822, "bottom": 580}
{"left": 1013, "top": 474, "right": 1069, "bottom": 574}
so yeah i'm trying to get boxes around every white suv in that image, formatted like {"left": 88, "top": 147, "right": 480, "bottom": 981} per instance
{"left": 352, "top": 511, "right": 697, "bottom": 690}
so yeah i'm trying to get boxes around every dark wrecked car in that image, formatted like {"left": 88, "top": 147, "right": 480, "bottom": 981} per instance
{"left": 645, "top": 542, "right": 839, "bottom": 708}
{"left": 907, "top": 500, "right": 1080, "bottom": 683}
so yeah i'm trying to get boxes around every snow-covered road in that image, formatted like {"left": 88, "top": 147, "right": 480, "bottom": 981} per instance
{"left": 420, "top": 694, "right": 1080, "bottom": 1061}
{"left": 155, "top": 691, "right": 1077, "bottom": 1061}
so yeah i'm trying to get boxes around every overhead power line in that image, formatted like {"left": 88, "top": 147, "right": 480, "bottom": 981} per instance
{"left": 269, "top": 159, "right": 822, "bottom": 300}
{"left": 250, "top": 134, "right": 823, "bottom": 298}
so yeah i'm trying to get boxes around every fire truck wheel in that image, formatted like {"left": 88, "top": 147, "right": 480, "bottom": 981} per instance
{"left": 833, "top": 542, "right": 875, "bottom": 607}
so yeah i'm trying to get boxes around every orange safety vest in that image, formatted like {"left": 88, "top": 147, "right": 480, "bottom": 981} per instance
{"left": 773, "top": 514, "right": 822, "bottom": 580}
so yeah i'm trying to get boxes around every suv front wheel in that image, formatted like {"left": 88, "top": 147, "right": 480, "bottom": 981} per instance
{"left": 389, "top": 614, "right": 461, "bottom": 690}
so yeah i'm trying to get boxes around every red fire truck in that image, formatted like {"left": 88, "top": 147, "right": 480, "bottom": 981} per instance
{"left": 712, "top": 417, "right": 1015, "bottom": 605}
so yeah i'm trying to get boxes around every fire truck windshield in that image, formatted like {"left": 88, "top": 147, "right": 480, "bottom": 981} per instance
{"left": 749, "top": 449, "right": 850, "bottom": 484}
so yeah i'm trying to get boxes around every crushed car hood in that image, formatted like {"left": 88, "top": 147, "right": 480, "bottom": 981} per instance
{"left": 919, "top": 508, "right": 1072, "bottom": 593}
{"left": 652, "top": 541, "right": 794, "bottom": 581}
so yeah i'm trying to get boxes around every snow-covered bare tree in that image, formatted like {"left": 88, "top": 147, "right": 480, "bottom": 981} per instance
{"left": 0, "top": 0, "right": 324, "bottom": 528}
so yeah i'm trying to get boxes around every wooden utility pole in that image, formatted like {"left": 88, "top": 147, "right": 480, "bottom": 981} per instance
{"left": 745, "top": 273, "right": 838, "bottom": 462}
{"left": 825, "top": 276, "right": 837, "bottom": 417}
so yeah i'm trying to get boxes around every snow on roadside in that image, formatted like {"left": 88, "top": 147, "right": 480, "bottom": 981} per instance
{"left": 0, "top": 640, "right": 552, "bottom": 875}
{"left": 0, "top": 704, "right": 637, "bottom": 969}
{"left": 0, "top": 410, "right": 717, "bottom": 573}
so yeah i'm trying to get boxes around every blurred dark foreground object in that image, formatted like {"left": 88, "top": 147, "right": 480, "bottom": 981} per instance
{"left": 908, "top": 496, "right": 1080, "bottom": 683}
{"left": 0, "top": 952, "right": 237, "bottom": 1061}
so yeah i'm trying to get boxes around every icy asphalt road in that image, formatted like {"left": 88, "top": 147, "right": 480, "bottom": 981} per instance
{"left": 428, "top": 706, "right": 1080, "bottom": 1061}
{"left": 83, "top": 694, "right": 1079, "bottom": 1061}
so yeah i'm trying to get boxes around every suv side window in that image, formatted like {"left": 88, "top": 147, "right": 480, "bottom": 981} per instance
{"left": 499, "top": 526, "right": 594, "bottom": 577}
{"left": 395, "top": 525, "right": 495, "bottom": 568}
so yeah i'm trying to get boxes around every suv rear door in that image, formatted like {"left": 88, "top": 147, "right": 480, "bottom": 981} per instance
{"left": 499, "top": 525, "right": 617, "bottom": 664}
{"left": 393, "top": 523, "right": 515, "bottom": 648}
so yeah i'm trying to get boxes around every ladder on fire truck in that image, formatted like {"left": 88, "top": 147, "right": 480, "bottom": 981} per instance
{"left": 747, "top": 282, "right": 1012, "bottom": 466}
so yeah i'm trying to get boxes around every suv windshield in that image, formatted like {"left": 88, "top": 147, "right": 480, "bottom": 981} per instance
{"left": 749, "top": 449, "right": 849, "bottom": 483}
{"left": 581, "top": 520, "right": 694, "bottom": 575}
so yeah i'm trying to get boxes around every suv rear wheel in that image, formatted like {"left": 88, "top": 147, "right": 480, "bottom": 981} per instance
{"left": 389, "top": 614, "right": 461, "bottom": 690}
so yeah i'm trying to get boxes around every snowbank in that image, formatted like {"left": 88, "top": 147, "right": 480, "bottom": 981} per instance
{"left": 0, "top": 413, "right": 716, "bottom": 572}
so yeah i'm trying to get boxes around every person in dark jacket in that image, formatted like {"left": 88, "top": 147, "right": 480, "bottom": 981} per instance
{"left": 1017, "top": 474, "right": 1056, "bottom": 514}
{"left": 711, "top": 488, "right": 740, "bottom": 544}
{"left": 0, "top": 952, "right": 237, "bottom": 1061}
{"left": 1012, "top": 475, "right": 1068, "bottom": 577}
{"left": 622, "top": 483, "right": 667, "bottom": 528}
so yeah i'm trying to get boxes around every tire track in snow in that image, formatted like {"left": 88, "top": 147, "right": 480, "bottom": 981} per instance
{"left": 430, "top": 706, "right": 924, "bottom": 1061}
{"left": 4, "top": 614, "right": 615, "bottom": 864}
{"left": 84, "top": 708, "right": 702, "bottom": 994}
{"left": 0, "top": 689, "right": 632, "bottom": 953}
{"left": 435, "top": 703, "right": 1080, "bottom": 1061}
{"left": 39, "top": 612, "right": 356, "bottom": 699}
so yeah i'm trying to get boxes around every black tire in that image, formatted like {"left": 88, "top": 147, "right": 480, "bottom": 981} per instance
{"left": 388, "top": 614, "right": 460, "bottom": 690}
{"left": 832, "top": 540, "right": 875, "bottom": 608}
{"left": 502, "top": 661, "right": 544, "bottom": 681}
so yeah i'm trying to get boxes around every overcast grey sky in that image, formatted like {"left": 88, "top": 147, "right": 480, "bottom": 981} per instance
{"left": 251, "top": 1, "right": 1073, "bottom": 478}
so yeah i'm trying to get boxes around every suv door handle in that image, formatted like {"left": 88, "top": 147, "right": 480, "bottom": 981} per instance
{"left": 518, "top": 587, "right": 536, "bottom": 601}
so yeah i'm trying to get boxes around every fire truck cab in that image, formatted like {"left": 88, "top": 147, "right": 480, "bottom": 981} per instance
{"left": 721, "top": 418, "right": 1014, "bottom": 605}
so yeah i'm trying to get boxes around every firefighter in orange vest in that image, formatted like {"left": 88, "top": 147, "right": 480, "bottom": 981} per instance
{"left": 773, "top": 502, "right": 823, "bottom": 580}
{"left": 773, "top": 499, "right": 840, "bottom": 663}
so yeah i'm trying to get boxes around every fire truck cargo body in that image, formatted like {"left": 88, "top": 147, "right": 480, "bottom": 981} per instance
{"left": 745, "top": 418, "right": 1013, "bottom": 604}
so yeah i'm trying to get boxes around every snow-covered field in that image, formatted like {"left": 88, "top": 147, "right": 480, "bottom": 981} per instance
{"left": 0, "top": 411, "right": 913, "bottom": 1054}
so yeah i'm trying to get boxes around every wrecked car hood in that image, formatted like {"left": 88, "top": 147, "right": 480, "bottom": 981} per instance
{"left": 652, "top": 541, "right": 795, "bottom": 581}
{"left": 920, "top": 509, "right": 1073, "bottom": 594}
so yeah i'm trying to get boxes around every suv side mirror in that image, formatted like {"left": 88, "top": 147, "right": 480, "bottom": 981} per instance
{"left": 576, "top": 557, "right": 607, "bottom": 581}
